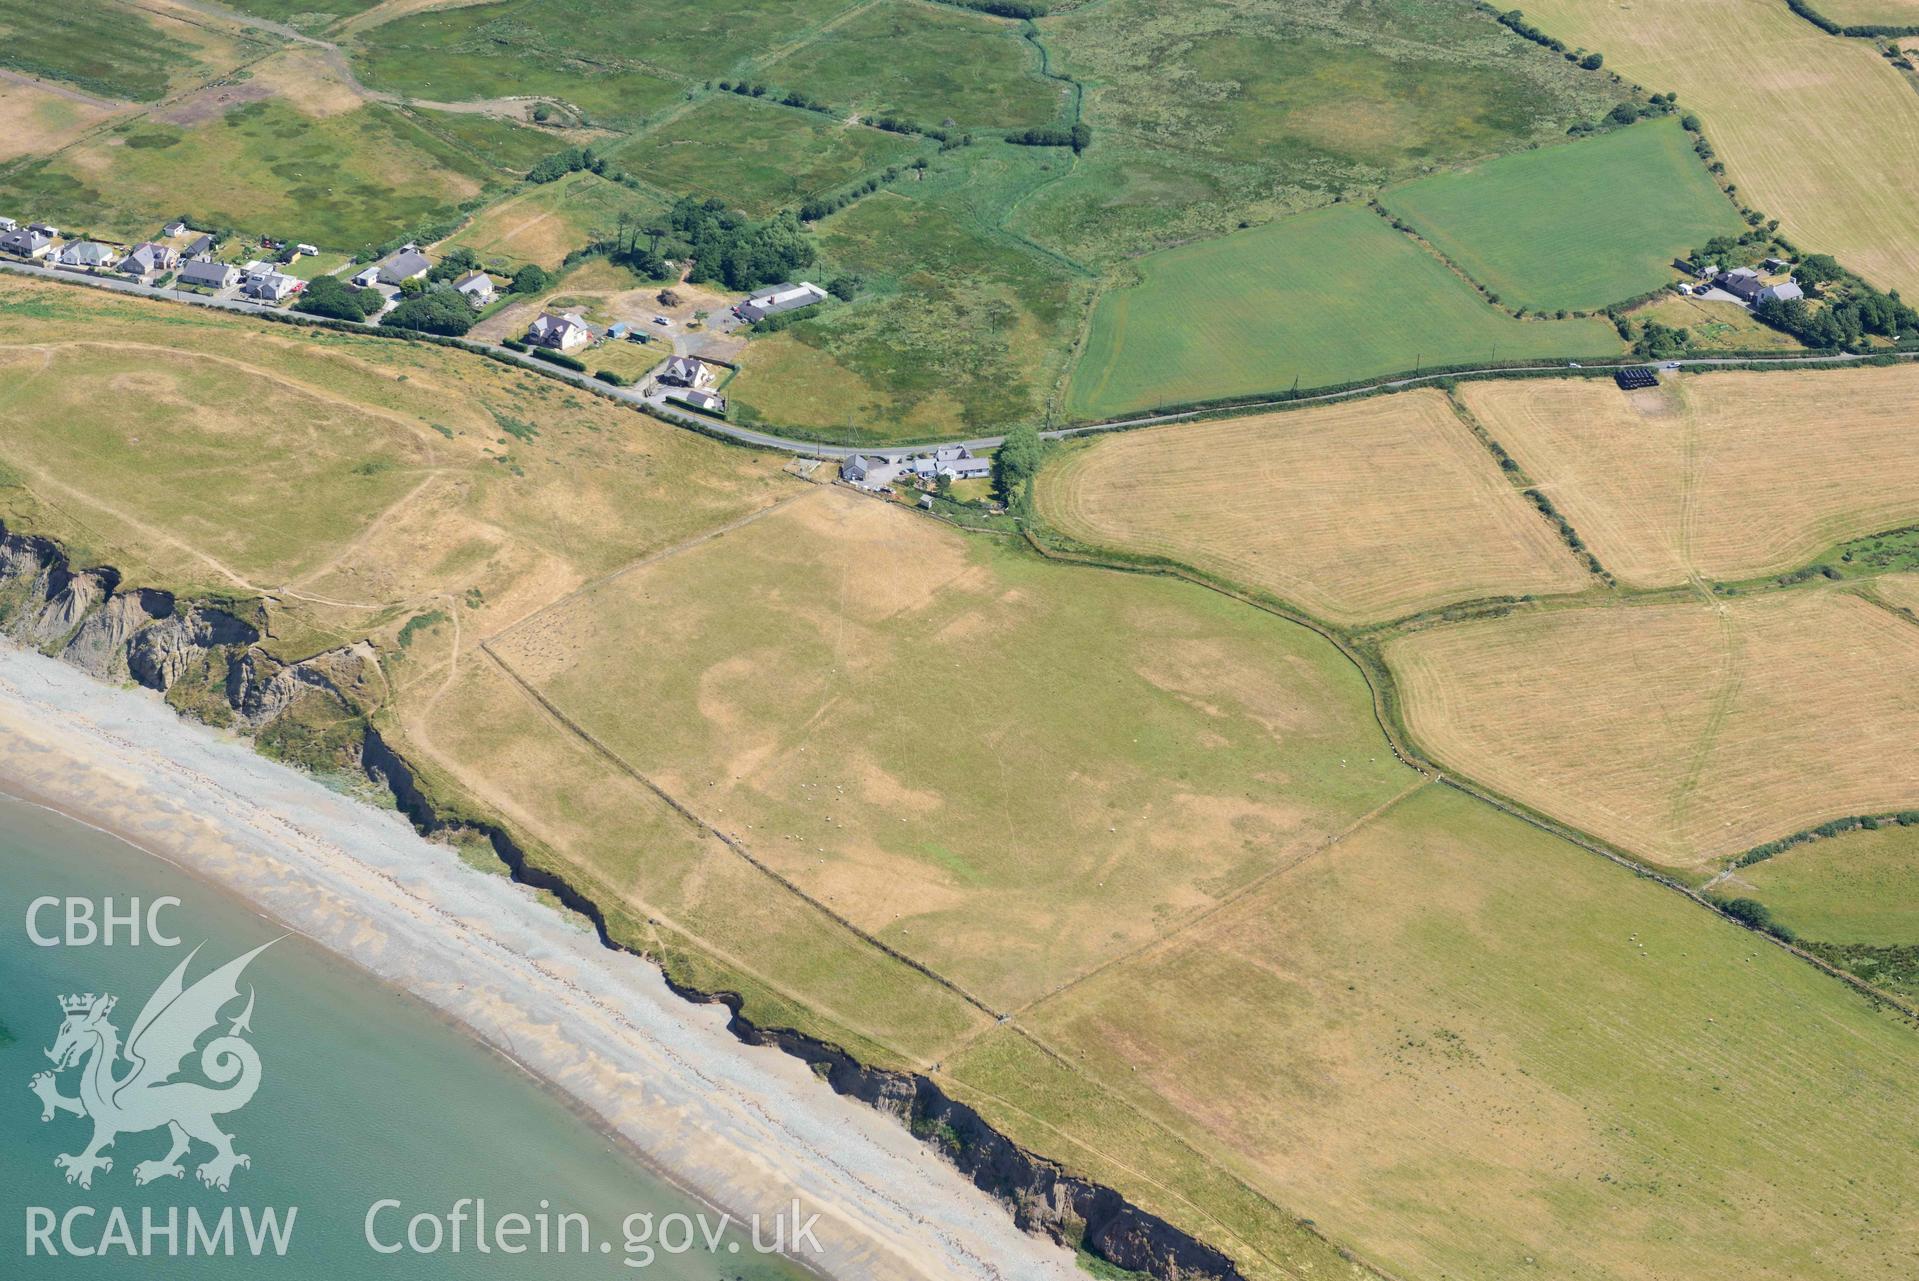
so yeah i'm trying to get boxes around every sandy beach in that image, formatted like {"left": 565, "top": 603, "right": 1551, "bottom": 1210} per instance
{"left": 0, "top": 641, "right": 1078, "bottom": 1281}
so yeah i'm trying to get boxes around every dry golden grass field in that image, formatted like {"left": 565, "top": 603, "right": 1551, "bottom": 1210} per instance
{"left": 950, "top": 783, "right": 1919, "bottom": 1281}
{"left": 10, "top": 278, "right": 1919, "bottom": 1281}
{"left": 1459, "top": 367, "right": 1919, "bottom": 587}
{"left": 0, "top": 78, "right": 128, "bottom": 162}
{"left": 1036, "top": 391, "right": 1590, "bottom": 625}
{"left": 1517, "top": 0, "right": 1919, "bottom": 296}
{"left": 1386, "top": 590, "right": 1919, "bottom": 869}
{"left": 485, "top": 484, "right": 1414, "bottom": 1013}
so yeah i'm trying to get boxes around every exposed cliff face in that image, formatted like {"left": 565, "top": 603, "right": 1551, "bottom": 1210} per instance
{"left": 0, "top": 519, "right": 1256, "bottom": 1281}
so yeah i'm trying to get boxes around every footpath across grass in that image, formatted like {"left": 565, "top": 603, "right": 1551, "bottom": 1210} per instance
{"left": 1065, "top": 204, "right": 1618, "bottom": 420}
{"left": 1378, "top": 118, "right": 1743, "bottom": 314}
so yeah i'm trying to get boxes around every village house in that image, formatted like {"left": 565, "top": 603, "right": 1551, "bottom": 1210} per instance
{"left": 377, "top": 248, "right": 431, "bottom": 285}
{"left": 57, "top": 241, "right": 119, "bottom": 269}
{"left": 734, "top": 281, "right": 827, "bottom": 324}
{"left": 183, "top": 233, "right": 215, "bottom": 259}
{"left": 840, "top": 445, "right": 991, "bottom": 489}
{"left": 453, "top": 271, "right": 494, "bottom": 309}
{"left": 658, "top": 355, "right": 715, "bottom": 389}
{"left": 178, "top": 259, "right": 239, "bottom": 290}
{"left": 525, "top": 310, "right": 593, "bottom": 351}
{"left": 240, "top": 261, "right": 301, "bottom": 301}
{"left": 118, "top": 242, "right": 179, "bottom": 278}
{"left": 1, "top": 227, "right": 53, "bottom": 259}
{"left": 1713, "top": 267, "right": 1803, "bottom": 307}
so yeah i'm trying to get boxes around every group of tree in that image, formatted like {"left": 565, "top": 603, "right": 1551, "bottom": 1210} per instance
{"left": 714, "top": 80, "right": 833, "bottom": 115}
{"left": 949, "top": 0, "right": 1046, "bottom": 15}
{"left": 1757, "top": 285, "right": 1918, "bottom": 350}
{"left": 583, "top": 197, "right": 816, "bottom": 291}
{"left": 526, "top": 146, "right": 643, "bottom": 190}
{"left": 381, "top": 289, "right": 475, "bottom": 337}
{"left": 1630, "top": 320, "right": 1690, "bottom": 359}
{"left": 294, "top": 275, "right": 381, "bottom": 322}
{"left": 991, "top": 423, "right": 1046, "bottom": 510}
{"left": 1006, "top": 123, "right": 1091, "bottom": 153}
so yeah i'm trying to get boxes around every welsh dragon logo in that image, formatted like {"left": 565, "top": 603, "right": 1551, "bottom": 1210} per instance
{"left": 28, "top": 941, "right": 275, "bottom": 1192}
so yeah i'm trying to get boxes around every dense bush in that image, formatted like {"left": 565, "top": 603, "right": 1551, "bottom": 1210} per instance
{"left": 1713, "top": 897, "right": 1796, "bottom": 943}
{"left": 295, "top": 275, "right": 380, "bottom": 321}
{"left": 380, "top": 290, "right": 474, "bottom": 336}
{"left": 427, "top": 246, "right": 481, "bottom": 283}
{"left": 1007, "top": 123, "right": 1091, "bottom": 152}
{"left": 593, "top": 368, "right": 628, "bottom": 386}
{"left": 510, "top": 263, "right": 552, "bottom": 295}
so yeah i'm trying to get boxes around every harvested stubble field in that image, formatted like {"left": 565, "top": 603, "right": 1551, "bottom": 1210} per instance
{"left": 1517, "top": 0, "right": 1919, "bottom": 297}
{"left": 1065, "top": 206, "right": 1619, "bottom": 419}
{"left": 486, "top": 484, "right": 1413, "bottom": 1013}
{"left": 1378, "top": 118, "right": 1742, "bottom": 313}
{"left": 1733, "top": 824, "right": 1919, "bottom": 947}
{"left": 1035, "top": 390, "right": 1590, "bottom": 625}
{"left": 948, "top": 783, "right": 1919, "bottom": 1281}
{"left": 1459, "top": 367, "right": 1919, "bottom": 587}
{"left": 1386, "top": 590, "right": 1919, "bottom": 869}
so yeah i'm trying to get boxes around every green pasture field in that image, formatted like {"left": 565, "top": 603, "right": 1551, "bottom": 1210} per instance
{"left": 489, "top": 484, "right": 1412, "bottom": 1012}
{"left": 215, "top": 0, "right": 382, "bottom": 31}
{"left": 445, "top": 170, "right": 663, "bottom": 270}
{"left": 349, "top": 0, "right": 848, "bottom": 106}
{"left": 758, "top": 0, "right": 1064, "bottom": 130}
{"left": 950, "top": 782, "right": 1919, "bottom": 1281}
{"left": 612, "top": 93, "right": 922, "bottom": 216}
{"left": 1379, "top": 119, "right": 1743, "bottom": 313}
{"left": 1737, "top": 826, "right": 1919, "bottom": 947}
{"left": 728, "top": 161, "right": 1087, "bottom": 440}
{"left": 405, "top": 108, "right": 577, "bottom": 177}
{"left": 1065, "top": 204, "right": 1620, "bottom": 419}
{"left": 1, "top": 100, "right": 501, "bottom": 251}
{"left": 0, "top": 0, "right": 231, "bottom": 101}
{"left": 1015, "top": 0, "right": 1622, "bottom": 264}
{"left": 349, "top": 1, "right": 689, "bottom": 128}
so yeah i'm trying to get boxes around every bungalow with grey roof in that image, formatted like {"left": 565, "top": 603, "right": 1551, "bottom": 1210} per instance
{"left": 183, "top": 233, "right": 215, "bottom": 258}
{"left": 0, "top": 228, "right": 53, "bottom": 259}
{"left": 454, "top": 271, "right": 494, "bottom": 308}
{"left": 57, "top": 241, "right": 119, "bottom": 269}
{"left": 525, "top": 311, "right": 593, "bottom": 351}
{"left": 178, "top": 259, "right": 239, "bottom": 289}
{"left": 377, "top": 248, "right": 431, "bottom": 285}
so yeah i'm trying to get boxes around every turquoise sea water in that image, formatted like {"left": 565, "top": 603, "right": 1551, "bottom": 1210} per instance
{"left": 0, "top": 794, "right": 814, "bottom": 1280}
